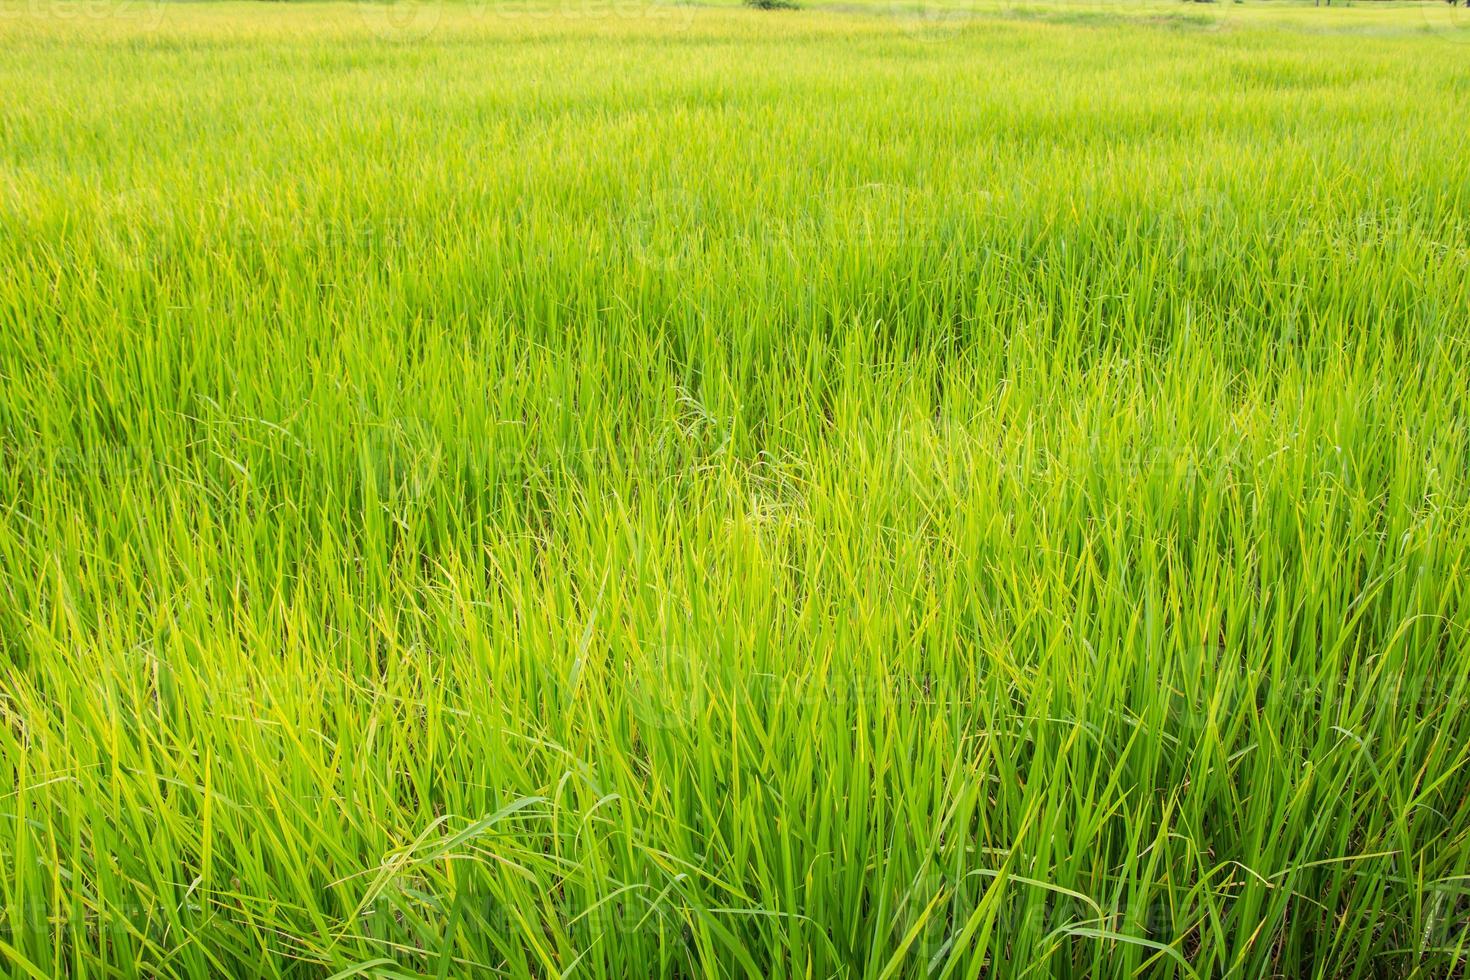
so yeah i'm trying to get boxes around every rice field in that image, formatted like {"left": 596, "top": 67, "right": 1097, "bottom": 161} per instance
{"left": 2, "top": 0, "right": 1470, "bottom": 975}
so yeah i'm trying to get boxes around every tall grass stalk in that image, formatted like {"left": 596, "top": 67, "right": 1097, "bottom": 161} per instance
{"left": 2, "top": 0, "right": 1469, "bottom": 975}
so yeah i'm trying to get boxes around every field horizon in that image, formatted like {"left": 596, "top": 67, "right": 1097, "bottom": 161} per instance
{"left": 3, "top": 0, "right": 1470, "bottom": 976}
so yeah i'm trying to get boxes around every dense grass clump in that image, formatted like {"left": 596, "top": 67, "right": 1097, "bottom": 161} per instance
{"left": 2, "top": 0, "right": 1470, "bottom": 976}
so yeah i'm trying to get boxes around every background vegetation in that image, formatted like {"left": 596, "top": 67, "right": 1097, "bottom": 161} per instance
{"left": 2, "top": 0, "right": 1470, "bottom": 975}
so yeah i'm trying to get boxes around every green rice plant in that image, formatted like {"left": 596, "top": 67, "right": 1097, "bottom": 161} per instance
{"left": 1, "top": 0, "right": 1468, "bottom": 976}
